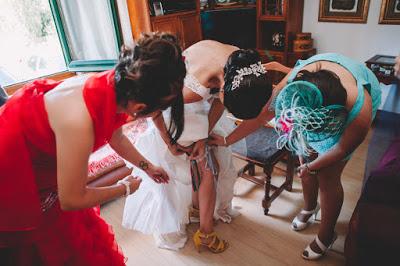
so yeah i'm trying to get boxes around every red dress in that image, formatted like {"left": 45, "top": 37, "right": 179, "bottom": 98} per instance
{"left": 0, "top": 70, "right": 127, "bottom": 265}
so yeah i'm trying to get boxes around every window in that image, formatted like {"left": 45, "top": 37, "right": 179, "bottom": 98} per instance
{"left": 0, "top": 0, "right": 122, "bottom": 87}
{"left": 50, "top": 0, "right": 122, "bottom": 71}
{"left": 0, "top": 0, "right": 67, "bottom": 87}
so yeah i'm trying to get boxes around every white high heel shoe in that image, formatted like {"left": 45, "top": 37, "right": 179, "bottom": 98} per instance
{"left": 302, "top": 233, "right": 337, "bottom": 260}
{"left": 291, "top": 203, "right": 320, "bottom": 231}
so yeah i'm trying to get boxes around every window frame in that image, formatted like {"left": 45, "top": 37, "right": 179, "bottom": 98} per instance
{"left": 49, "top": 0, "right": 123, "bottom": 72}
{"left": 4, "top": 71, "right": 76, "bottom": 95}
{"left": 3, "top": 0, "right": 124, "bottom": 93}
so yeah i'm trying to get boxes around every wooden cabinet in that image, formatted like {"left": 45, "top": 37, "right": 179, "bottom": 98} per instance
{"left": 151, "top": 16, "right": 180, "bottom": 36}
{"left": 179, "top": 12, "right": 202, "bottom": 48}
{"left": 127, "top": 0, "right": 202, "bottom": 49}
{"left": 256, "top": 0, "right": 315, "bottom": 66}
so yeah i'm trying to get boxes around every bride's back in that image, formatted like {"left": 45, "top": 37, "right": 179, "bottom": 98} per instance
{"left": 183, "top": 40, "right": 238, "bottom": 82}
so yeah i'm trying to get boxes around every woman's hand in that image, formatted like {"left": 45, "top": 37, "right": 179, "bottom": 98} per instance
{"left": 189, "top": 139, "right": 206, "bottom": 160}
{"left": 208, "top": 133, "right": 226, "bottom": 147}
{"left": 145, "top": 164, "right": 170, "bottom": 184}
{"left": 296, "top": 163, "right": 317, "bottom": 179}
{"left": 168, "top": 143, "right": 191, "bottom": 156}
{"left": 296, "top": 164, "right": 308, "bottom": 179}
{"left": 118, "top": 175, "right": 142, "bottom": 195}
{"left": 125, "top": 175, "right": 142, "bottom": 194}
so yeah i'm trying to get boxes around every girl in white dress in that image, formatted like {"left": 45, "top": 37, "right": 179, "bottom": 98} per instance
{"left": 122, "top": 40, "right": 245, "bottom": 253}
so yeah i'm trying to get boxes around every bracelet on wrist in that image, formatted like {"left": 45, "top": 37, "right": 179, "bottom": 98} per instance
{"left": 139, "top": 160, "right": 149, "bottom": 171}
{"left": 305, "top": 163, "right": 318, "bottom": 175}
{"left": 117, "top": 179, "right": 131, "bottom": 197}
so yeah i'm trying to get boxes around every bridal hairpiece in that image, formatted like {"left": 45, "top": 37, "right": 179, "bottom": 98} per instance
{"left": 231, "top": 61, "right": 266, "bottom": 91}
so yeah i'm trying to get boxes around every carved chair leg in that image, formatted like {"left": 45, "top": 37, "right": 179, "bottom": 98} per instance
{"left": 262, "top": 166, "right": 273, "bottom": 215}
{"left": 285, "top": 153, "right": 294, "bottom": 192}
{"left": 249, "top": 163, "right": 256, "bottom": 176}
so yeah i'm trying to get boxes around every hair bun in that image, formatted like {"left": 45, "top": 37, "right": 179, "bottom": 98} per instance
{"left": 224, "top": 49, "right": 261, "bottom": 82}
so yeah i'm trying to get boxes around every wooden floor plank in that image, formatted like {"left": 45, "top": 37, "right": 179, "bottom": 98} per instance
{"left": 101, "top": 130, "right": 372, "bottom": 266}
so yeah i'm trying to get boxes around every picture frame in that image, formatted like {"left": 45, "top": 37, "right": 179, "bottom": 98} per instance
{"left": 379, "top": 0, "right": 400, "bottom": 24}
{"left": 318, "top": 0, "right": 370, "bottom": 23}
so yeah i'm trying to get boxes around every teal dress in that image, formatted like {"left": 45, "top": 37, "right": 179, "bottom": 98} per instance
{"left": 286, "top": 53, "right": 381, "bottom": 156}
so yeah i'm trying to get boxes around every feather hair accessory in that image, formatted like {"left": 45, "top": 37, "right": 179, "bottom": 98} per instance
{"left": 274, "top": 81, "right": 347, "bottom": 156}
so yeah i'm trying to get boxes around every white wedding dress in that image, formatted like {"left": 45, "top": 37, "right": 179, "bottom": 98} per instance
{"left": 122, "top": 74, "right": 245, "bottom": 251}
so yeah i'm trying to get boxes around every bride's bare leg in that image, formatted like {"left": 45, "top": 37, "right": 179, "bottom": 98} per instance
{"left": 197, "top": 159, "right": 216, "bottom": 234}
{"left": 193, "top": 151, "right": 228, "bottom": 253}
{"left": 192, "top": 191, "right": 199, "bottom": 209}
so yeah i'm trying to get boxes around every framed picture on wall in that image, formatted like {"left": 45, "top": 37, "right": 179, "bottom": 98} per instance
{"left": 318, "top": 0, "right": 370, "bottom": 23}
{"left": 379, "top": 0, "right": 400, "bottom": 24}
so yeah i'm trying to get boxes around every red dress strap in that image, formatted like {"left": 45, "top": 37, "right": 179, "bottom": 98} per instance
{"left": 83, "top": 70, "right": 128, "bottom": 151}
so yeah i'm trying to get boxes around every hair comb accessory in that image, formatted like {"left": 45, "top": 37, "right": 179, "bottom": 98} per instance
{"left": 274, "top": 81, "right": 347, "bottom": 156}
{"left": 231, "top": 61, "right": 266, "bottom": 91}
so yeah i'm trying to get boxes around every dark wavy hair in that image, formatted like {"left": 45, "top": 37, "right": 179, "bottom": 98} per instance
{"left": 223, "top": 49, "right": 272, "bottom": 120}
{"left": 114, "top": 32, "right": 186, "bottom": 143}
{"left": 293, "top": 69, "right": 347, "bottom": 107}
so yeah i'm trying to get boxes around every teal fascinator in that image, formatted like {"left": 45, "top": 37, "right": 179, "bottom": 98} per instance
{"left": 274, "top": 81, "right": 347, "bottom": 156}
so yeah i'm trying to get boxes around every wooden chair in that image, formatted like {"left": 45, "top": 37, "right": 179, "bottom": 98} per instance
{"left": 231, "top": 126, "right": 295, "bottom": 215}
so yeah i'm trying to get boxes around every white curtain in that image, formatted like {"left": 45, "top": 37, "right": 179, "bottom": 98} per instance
{"left": 57, "top": 0, "right": 119, "bottom": 61}
{"left": 116, "top": 0, "right": 134, "bottom": 48}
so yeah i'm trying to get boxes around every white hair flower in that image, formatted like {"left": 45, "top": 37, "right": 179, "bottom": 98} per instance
{"left": 231, "top": 61, "right": 267, "bottom": 91}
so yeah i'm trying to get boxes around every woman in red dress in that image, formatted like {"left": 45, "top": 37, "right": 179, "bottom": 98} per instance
{"left": 0, "top": 33, "right": 186, "bottom": 266}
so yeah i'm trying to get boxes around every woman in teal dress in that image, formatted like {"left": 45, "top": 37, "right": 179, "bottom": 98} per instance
{"left": 210, "top": 53, "right": 381, "bottom": 260}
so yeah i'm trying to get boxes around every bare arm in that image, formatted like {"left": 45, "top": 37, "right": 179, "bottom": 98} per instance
{"left": 52, "top": 113, "right": 128, "bottom": 211}
{"left": 263, "top": 61, "right": 292, "bottom": 74}
{"left": 152, "top": 111, "right": 172, "bottom": 146}
{"left": 208, "top": 97, "right": 225, "bottom": 133}
{"left": 224, "top": 108, "right": 275, "bottom": 145}
{"left": 271, "top": 69, "right": 293, "bottom": 94}
{"left": 109, "top": 126, "right": 170, "bottom": 183}
{"left": 151, "top": 111, "right": 189, "bottom": 155}
{"left": 306, "top": 89, "right": 372, "bottom": 171}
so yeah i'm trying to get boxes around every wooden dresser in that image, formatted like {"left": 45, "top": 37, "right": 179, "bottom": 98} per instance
{"left": 126, "top": 0, "right": 202, "bottom": 49}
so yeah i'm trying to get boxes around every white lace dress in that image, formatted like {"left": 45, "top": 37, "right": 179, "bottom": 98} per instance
{"left": 122, "top": 74, "right": 243, "bottom": 251}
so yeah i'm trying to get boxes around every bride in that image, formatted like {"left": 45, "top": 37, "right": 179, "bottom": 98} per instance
{"left": 122, "top": 40, "right": 255, "bottom": 253}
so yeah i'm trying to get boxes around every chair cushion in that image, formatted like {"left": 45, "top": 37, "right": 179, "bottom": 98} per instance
{"left": 231, "top": 127, "right": 282, "bottom": 163}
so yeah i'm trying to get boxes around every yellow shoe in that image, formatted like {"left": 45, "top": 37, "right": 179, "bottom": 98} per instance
{"left": 193, "top": 230, "right": 229, "bottom": 253}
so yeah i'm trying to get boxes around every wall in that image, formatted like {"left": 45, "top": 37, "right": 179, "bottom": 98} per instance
{"left": 303, "top": 0, "right": 400, "bottom": 62}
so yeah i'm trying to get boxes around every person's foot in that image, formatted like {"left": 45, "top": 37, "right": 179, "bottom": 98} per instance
{"left": 291, "top": 203, "right": 320, "bottom": 231}
{"left": 193, "top": 230, "right": 229, "bottom": 253}
{"left": 189, "top": 206, "right": 200, "bottom": 223}
{"left": 214, "top": 207, "right": 240, "bottom": 223}
{"left": 302, "top": 232, "right": 337, "bottom": 260}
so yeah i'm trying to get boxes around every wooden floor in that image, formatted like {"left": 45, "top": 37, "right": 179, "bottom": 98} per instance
{"left": 101, "top": 131, "right": 372, "bottom": 266}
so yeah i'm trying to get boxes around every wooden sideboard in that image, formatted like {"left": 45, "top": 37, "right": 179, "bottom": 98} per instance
{"left": 126, "top": 0, "right": 202, "bottom": 49}
{"left": 365, "top": 55, "right": 398, "bottom": 85}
